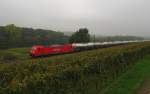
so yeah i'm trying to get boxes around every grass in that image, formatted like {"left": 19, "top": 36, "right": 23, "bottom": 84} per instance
{"left": 0, "top": 47, "right": 30, "bottom": 62}
{"left": 100, "top": 55, "right": 150, "bottom": 94}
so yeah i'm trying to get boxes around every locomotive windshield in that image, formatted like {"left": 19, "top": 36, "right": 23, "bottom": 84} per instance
{"left": 31, "top": 47, "right": 37, "bottom": 51}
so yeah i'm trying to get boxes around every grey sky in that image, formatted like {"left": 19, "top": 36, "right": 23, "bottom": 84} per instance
{"left": 0, "top": 0, "right": 150, "bottom": 36}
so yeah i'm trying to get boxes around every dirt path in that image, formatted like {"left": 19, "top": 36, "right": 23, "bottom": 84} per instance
{"left": 137, "top": 78, "right": 150, "bottom": 94}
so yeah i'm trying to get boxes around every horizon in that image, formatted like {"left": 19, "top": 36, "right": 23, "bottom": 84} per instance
{"left": 1, "top": 24, "right": 149, "bottom": 38}
{"left": 0, "top": 0, "right": 150, "bottom": 37}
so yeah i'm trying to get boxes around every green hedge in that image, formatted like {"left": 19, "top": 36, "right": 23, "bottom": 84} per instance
{"left": 0, "top": 42, "right": 150, "bottom": 94}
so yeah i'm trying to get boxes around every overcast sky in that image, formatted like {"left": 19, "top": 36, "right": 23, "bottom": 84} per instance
{"left": 0, "top": 0, "right": 150, "bottom": 36}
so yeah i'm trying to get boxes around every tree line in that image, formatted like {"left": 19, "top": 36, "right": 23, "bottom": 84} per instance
{"left": 0, "top": 24, "right": 68, "bottom": 49}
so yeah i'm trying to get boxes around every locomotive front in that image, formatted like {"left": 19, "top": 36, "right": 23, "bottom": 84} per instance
{"left": 30, "top": 45, "right": 45, "bottom": 57}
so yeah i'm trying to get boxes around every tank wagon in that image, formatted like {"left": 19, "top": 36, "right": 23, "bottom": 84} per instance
{"left": 30, "top": 40, "right": 146, "bottom": 57}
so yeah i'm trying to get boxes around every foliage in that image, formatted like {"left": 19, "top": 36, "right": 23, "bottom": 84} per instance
{"left": 100, "top": 55, "right": 150, "bottom": 94}
{"left": 0, "top": 47, "right": 30, "bottom": 62}
{"left": 0, "top": 42, "right": 150, "bottom": 94}
{"left": 0, "top": 25, "right": 69, "bottom": 49}
{"left": 0, "top": 51, "right": 19, "bottom": 62}
{"left": 69, "top": 28, "right": 90, "bottom": 43}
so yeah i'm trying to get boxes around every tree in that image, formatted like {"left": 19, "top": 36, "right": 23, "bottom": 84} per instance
{"left": 4, "top": 24, "right": 21, "bottom": 41}
{"left": 69, "top": 28, "right": 90, "bottom": 43}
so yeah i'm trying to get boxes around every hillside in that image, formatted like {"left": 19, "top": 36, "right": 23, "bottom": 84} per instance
{"left": 0, "top": 41, "right": 150, "bottom": 94}
{"left": 0, "top": 24, "right": 68, "bottom": 49}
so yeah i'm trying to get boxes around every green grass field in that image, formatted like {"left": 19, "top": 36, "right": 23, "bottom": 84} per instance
{"left": 100, "top": 55, "right": 150, "bottom": 94}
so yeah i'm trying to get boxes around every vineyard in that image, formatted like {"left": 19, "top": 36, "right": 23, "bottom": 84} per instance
{"left": 0, "top": 42, "right": 150, "bottom": 94}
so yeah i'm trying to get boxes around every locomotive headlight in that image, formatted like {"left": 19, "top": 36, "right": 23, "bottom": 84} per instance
{"left": 31, "top": 47, "right": 36, "bottom": 53}
{"left": 32, "top": 47, "right": 37, "bottom": 51}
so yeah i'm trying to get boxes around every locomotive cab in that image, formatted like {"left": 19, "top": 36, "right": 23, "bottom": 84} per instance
{"left": 30, "top": 45, "right": 45, "bottom": 57}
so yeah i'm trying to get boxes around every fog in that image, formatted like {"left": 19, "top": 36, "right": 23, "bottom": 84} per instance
{"left": 0, "top": 0, "right": 150, "bottom": 36}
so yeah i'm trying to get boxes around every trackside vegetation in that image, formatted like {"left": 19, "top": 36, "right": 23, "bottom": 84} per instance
{"left": 0, "top": 47, "right": 30, "bottom": 62}
{"left": 0, "top": 42, "right": 150, "bottom": 94}
{"left": 100, "top": 55, "right": 150, "bottom": 94}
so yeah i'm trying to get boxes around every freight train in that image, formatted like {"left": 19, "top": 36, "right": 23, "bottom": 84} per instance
{"left": 30, "top": 40, "right": 146, "bottom": 57}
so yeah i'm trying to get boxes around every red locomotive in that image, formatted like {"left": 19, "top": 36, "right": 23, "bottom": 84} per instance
{"left": 30, "top": 44, "right": 75, "bottom": 57}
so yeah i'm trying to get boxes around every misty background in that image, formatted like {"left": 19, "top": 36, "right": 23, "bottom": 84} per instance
{"left": 0, "top": 0, "right": 150, "bottom": 37}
